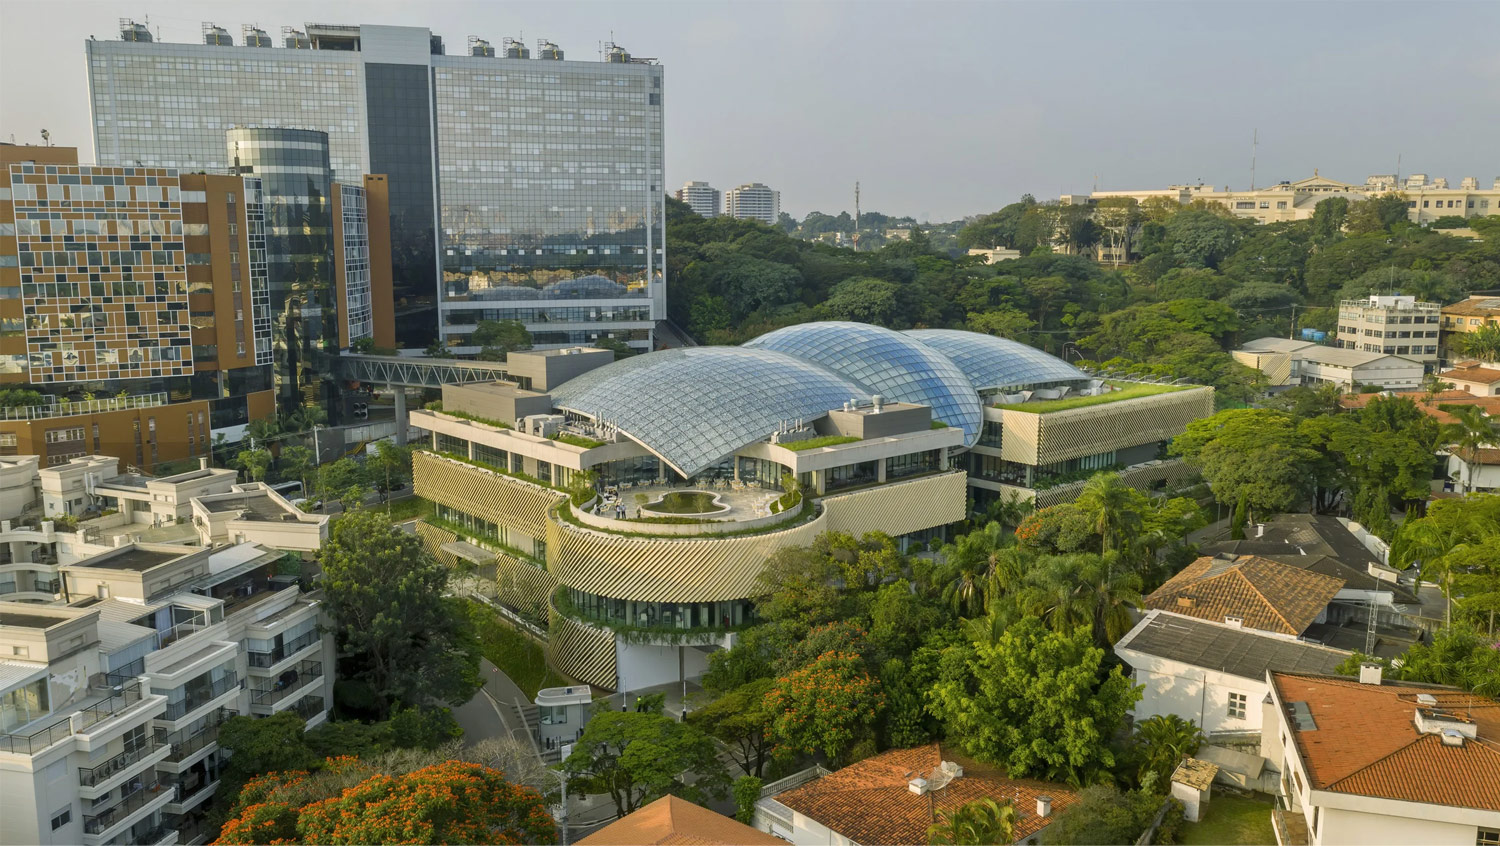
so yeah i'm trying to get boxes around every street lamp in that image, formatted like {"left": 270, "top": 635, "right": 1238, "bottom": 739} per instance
{"left": 546, "top": 761, "right": 571, "bottom": 846}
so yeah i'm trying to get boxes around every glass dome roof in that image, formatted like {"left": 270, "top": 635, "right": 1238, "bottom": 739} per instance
{"left": 745, "top": 322, "right": 985, "bottom": 447}
{"left": 903, "top": 329, "right": 1087, "bottom": 392}
{"left": 549, "top": 347, "right": 870, "bottom": 477}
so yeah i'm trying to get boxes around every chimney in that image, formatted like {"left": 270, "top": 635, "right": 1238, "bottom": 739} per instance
{"left": 1224, "top": 615, "right": 1243, "bottom": 628}
{"left": 1358, "top": 662, "right": 1383, "bottom": 685}
{"left": 1037, "top": 795, "right": 1052, "bottom": 818}
{"left": 908, "top": 778, "right": 929, "bottom": 796}
{"left": 1255, "top": 523, "right": 1265, "bottom": 537}
{"left": 199, "top": 457, "right": 210, "bottom": 470}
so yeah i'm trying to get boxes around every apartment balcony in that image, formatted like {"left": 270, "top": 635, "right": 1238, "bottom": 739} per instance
{"left": 248, "top": 660, "right": 323, "bottom": 714}
{"left": 1272, "top": 808, "right": 1309, "bottom": 846}
{"left": 159, "top": 708, "right": 234, "bottom": 768}
{"left": 81, "top": 777, "right": 173, "bottom": 842}
{"left": 245, "top": 629, "right": 319, "bottom": 671}
{"left": 290, "top": 694, "right": 327, "bottom": 723}
{"left": 77, "top": 735, "right": 169, "bottom": 798}
{"left": 164, "top": 777, "right": 220, "bottom": 815}
{"left": 160, "top": 674, "right": 239, "bottom": 723}
{"left": 0, "top": 679, "right": 156, "bottom": 756}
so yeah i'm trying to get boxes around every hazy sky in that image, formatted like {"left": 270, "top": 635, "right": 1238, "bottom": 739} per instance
{"left": 3, "top": 1, "right": 1497, "bottom": 221}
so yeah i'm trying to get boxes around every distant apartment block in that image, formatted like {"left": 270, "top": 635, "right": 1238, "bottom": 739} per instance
{"left": 1066, "top": 171, "right": 1500, "bottom": 226}
{"left": 1336, "top": 295, "right": 1440, "bottom": 368}
{"left": 675, "top": 181, "right": 721, "bottom": 218}
{"left": 1441, "top": 295, "right": 1500, "bottom": 363}
{"left": 724, "top": 183, "right": 780, "bottom": 225}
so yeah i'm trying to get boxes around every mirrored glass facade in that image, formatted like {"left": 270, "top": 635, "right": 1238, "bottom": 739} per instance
{"left": 86, "top": 26, "right": 668, "bottom": 350}
{"left": 433, "top": 55, "right": 665, "bottom": 352}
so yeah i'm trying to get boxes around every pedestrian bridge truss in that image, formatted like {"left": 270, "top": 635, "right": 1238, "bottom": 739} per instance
{"left": 334, "top": 354, "right": 513, "bottom": 389}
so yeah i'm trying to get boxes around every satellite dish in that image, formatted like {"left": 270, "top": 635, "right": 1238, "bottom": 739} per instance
{"left": 927, "top": 765, "right": 955, "bottom": 792}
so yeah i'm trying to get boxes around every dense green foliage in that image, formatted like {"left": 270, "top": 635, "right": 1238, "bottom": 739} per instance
{"left": 561, "top": 706, "right": 730, "bottom": 817}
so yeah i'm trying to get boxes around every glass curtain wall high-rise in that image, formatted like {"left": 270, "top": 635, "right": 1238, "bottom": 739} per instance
{"left": 227, "top": 128, "right": 335, "bottom": 412}
{"left": 431, "top": 54, "right": 666, "bottom": 353}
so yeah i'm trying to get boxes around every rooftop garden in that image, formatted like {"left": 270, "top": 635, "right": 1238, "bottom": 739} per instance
{"left": 550, "top": 432, "right": 606, "bottom": 449}
{"left": 779, "top": 434, "right": 862, "bottom": 451}
{"left": 423, "top": 405, "right": 514, "bottom": 430}
{"left": 995, "top": 381, "right": 1191, "bottom": 413}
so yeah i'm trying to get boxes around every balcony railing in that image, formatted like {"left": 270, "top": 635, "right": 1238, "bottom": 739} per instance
{"left": 82, "top": 778, "right": 166, "bottom": 834}
{"left": 0, "top": 680, "right": 146, "bottom": 755}
{"left": 163, "top": 709, "right": 235, "bottom": 763}
{"left": 250, "top": 661, "right": 322, "bottom": 707}
{"left": 246, "top": 629, "right": 319, "bottom": 668}
{"left": 161, "top": 675, "right": 238, "bottom": 721}
{"left": 78, "top": 736, "right": 166, "bottom": 786}
{"left": 290, "top": 695, "right": 326, "bottom": 722}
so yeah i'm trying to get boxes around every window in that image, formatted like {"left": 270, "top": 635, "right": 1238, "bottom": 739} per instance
{"left": 50, "top": 807, "right": 72, "bottom": 831}
{"left": 1476, "top": 828, "right": 1499, "bottom": 846}
{"left": 1228, "top": 691, "right": 1247, "bottom": 719}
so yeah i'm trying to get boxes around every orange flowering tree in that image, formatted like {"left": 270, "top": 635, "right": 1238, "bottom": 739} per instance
{"left": 765, "top": 650, "right": 884, "bottom": 767}
{"left": 215, "top": 759, "right": 555, "bottom": 845}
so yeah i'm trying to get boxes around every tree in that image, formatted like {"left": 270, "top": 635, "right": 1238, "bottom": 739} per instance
{"left": 1345, "top": 192, "right": 1410, "bottom": 235}
{"left": 966, "top": 308, "right": 1035, "bottom": 341}
{"left": 594, "top": 336, "right": 635, "bottom": 360}
{"left": 733, "top": 776, "right": 763, "bottom": 825}
{"left": 319, "top": 509, "right": 481, "bottom": 714}
{"left": 246, "top": 415, "right": 282, "bottom": 446}
{"left": 766, "top": 650, "right": 884, "bottom": 767}
{"left": 1440, "top": 404, "right": 1497, "bottom": 494}
{"left": 471, "top": 319, "right": 533, "bottom": 361}
{"left": 217, "top": 711, "right": 321, "bottom": 801}
{"left": 1310, "top": 196, "right": 1349, "bottom": 240}
{"left": 317, "top": 457, "right": 368, "bottom": 507}
{"left": 686, "top": 678, "right": 775, "bottom": 777}
{"left": 1173, "top": 409, "right": 1321, "bottom": 513}
{"left": 1454, "top": 324, "right": 1500, "bottom": 363}
{"left": 1045, "top": 784, "right": 1178, "bottom": 846}
{"left": 1163, "top": 210, "right": 1241, "bottom": 268}
{"left": 562, "top": 709, "right": 730, "bottom": 817}
{"left": 1132, "top": 714, "right": 1204, "bottom": 789}
{"left": 278, "top": 445, "right": 315, "bottom": 493}
{"left": 926, "top": 798, "right": 1019, "bottom": 846}
{"left": 1074, "top": 473, "right": 1144, "bottom": 553}
{"left": 216, "top": 759, "right": 557, "bottom": 846}
{"left": 819, "top": 277, "right": 900, "bottom": 325}
{"left": 236, "top": 447, "right": 273, "bottom": 482}
{"left": 371, "top": 441, "right": 414, "bottom": 503}
{"left": 1392, "top": 626, "right": 1500, "bottom": 696}
{"left": 1392, "top": 495, "right": 1500, "bottom": 635}
{"left": 928, "top": 617, "right": 1139, "bottom": 786}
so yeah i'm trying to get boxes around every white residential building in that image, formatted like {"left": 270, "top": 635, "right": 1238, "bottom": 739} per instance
{"left": 1233, "top": 337, "right": 1425, "bottom": 391}
{"left": 1263, "top": 669, "right": 1500, "bottom": 846}
{"left": 0, "top": 540, "right": 334, "bottom": 846}
{"left": 1336, "top": 295, "right": 1441, "bottom": 368}
{"left": 675, "top": 181, "right": 721, "bottom": 218}
{"left": 1115, "top": 610, "right": 1349, "bottom": 737}
{"left": 724, "top": 183, "right": 781, "bottom": 225}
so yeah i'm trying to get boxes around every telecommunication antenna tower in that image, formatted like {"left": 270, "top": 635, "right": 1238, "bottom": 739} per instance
{"left": 851, "top": 182, "right": 861, "bottom": 252}
{"left": 1250, "top": 128, "right": 1258, "bottom": 190}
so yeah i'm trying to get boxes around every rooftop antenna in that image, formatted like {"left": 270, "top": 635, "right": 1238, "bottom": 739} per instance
{"left": 1395, "top": 153, "right": 1402, "bottom": 187}
{"left": 1249, "top": 128, "right": 1257, "bottom": 190}
{"left": 852, "top": 181, "right": 861, "bottom": 252}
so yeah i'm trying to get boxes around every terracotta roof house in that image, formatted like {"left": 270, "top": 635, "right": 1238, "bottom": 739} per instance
{"left": 1440, "top": 364, "right": 1500, "bottom": 397}
{"left": 754, "top": 743, "right": 1076, "bottom": 846}
{"left": 1264, "top": 669, "right": 1500, "bottom": 845}
{"left": 1337, "top": 389, "right": 1500, "bottom": 426}
{"left": 576, "top": 795, "right": 784, "bottom": 846}
{"left": 1143, "top": 554, "right": 1344, "bottom": 636}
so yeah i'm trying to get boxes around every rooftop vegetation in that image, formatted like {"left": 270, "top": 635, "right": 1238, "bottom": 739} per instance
{"left": 778, "top": 435, "right": 862, "bottom": 451}
{"left": 995, "top": 381, "right": 1190, "bottom": 413}
{"left": 550, "top": 432, "right": 606, "bottom": 449}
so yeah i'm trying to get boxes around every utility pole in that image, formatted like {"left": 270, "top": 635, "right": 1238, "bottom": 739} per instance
{"left": 1249, "top": 128, "right": 1258, "bottom": 190}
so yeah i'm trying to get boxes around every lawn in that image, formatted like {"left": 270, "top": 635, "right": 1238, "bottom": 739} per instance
{"left": 995, "top": 380, "right": 1190, "bottom": 413}
{"left": 464, "top": 598, "right": 568, "bottom": 699}
{"left": 1178, "top": 793, "right": 1276, "bottom": 846}
{"left": 382, "top": 496, "right": 431, "bottom": 522}
{"left": 779, "top": 434, "right": 862, "bottom": 451}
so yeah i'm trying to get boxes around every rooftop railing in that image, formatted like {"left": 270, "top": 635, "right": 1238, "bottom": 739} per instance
{"left": 0, "top": 392, "right": 169, "bottom": 421}
{"left": 0, "top": 679, "right": 147, "bottom": 755}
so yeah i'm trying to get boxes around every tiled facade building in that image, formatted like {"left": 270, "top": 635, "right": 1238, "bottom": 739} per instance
{"left": 1, "top": 141, "right": 393, "bottom": 470}
{"left": 86, "top": 22, "right": 666, "bottom": 354}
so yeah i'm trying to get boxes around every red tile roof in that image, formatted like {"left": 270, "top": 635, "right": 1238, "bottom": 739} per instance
{"left": 1440, "top": 365, "right": 1500, "bottom": 385}
{"left": 1143, "top": 555, "right": 1344, "bottom": 635}
{"left": 576, "top": 796, "right": 784, "bottom": 846}
{"left": 1337, "top": 390, "right": 1500, "bottom": 425}
{"left": 771, "top": 744, "right": 1076, "bottom": 845}
{"left": 1271, "top": 673, "right": 1500, "bottom": 812}
{"left": 1441, "top": 296, "right": 1500, "bottom": 318}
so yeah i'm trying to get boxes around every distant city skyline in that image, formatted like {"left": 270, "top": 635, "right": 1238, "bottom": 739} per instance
{"left": 2, "top": 0, "right": 1497, "bottom": 222}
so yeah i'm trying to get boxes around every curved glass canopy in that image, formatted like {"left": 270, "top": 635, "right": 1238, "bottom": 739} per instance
{"left": 903, "top": 329, "right": 1088, "bottom": 392}
{"left": 550, "top": 347, "right": 869, "bottom": 477}
{"left": 745, "top": 322, "right": 985, "bottom": 447}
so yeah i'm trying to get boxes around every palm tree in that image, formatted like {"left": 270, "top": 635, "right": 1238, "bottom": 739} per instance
{"left": 1134, "top": 714, "right": 1204, "bottom": 788}
{"left": 938, "top": 522, "right": 1010, "bottom": 618}
{"left": 1011, "top": 553, "right": 1141, "bottom": 647}
{"left": 1454, "top": 324, "right": 1500, "bottom": 364}
{"left": 927, "top": 798, "right": 1018, "bottom": 846}
{"left": 1075, "top": 472, "right": 1143, "bottom": 553}
{"left": 1438, "top": 404, "right": 1496, "bottom": 494}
